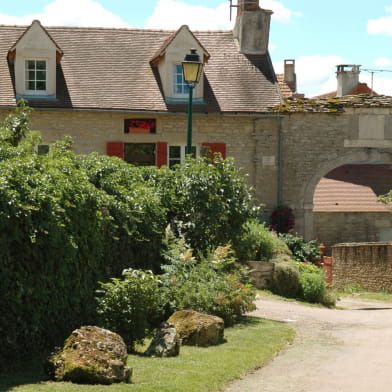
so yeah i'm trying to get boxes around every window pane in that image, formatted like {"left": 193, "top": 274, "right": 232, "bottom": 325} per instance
{"left": 36, "top": 61, "right": 46, "bottom": 70}
{"left": 36, "top": 71, "right": 46, "bottom": 80}
{"left": 36, "top": 81, "right": 46, "bottom": 90}
{"left": 27, "top": 71, "right": 35, "bottom": 80}
{"left": 124, "top": 143, "right": 156, "bottom": 166}
{"left": 26, "top": 60, "right": 35, "bottom": 69}
{"left": 169, "top": 146, "right": 181, "bottom": 158}
{"left": 27, "top": 81, "right": 35, "bottom": 90}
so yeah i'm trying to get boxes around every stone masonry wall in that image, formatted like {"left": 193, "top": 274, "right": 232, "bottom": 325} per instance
{"left": 332, "top": 242, "right": 392, "bottom": 291}
{"left": 314, "top": 212, "right": 391, "bottom": 253}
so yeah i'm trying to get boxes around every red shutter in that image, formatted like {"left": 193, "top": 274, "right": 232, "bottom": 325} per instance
{"left": 202, "top": 143, "right": 226, "bottom": 159}
{"left": 156, "top": 142, "right": 168, "bottom": 168}
{"left": 107, "top": 142, "right": 124, "bottom": 159}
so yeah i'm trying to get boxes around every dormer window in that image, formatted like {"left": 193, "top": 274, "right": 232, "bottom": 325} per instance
{"left": 149, "top": 25, "right": 209, "bottom": 103}
{"left": 25, "top": 59, "right": 47, "bottom": 93}
{"left": 173, "top": 64, "right": 189, "bottom": 98}
{"left": 8, "top": 20, "right": 63, "bottom": 100}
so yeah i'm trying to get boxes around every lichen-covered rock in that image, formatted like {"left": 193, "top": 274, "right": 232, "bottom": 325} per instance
{"left": 46, "top": 326, "right": 132, "bottom": 384}
{"left": 168, "top": 310, "right": 224, "bottom": 347}
{"left": 145, "top": 321, "right": 180, "bottom": 357}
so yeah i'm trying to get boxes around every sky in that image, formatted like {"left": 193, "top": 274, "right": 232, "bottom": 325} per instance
{"left": 2, "top": 0, "right": 392, "bottom": 97}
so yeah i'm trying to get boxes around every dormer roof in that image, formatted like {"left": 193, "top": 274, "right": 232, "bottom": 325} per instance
{"left": 150, "top": 25, "right": 210, "bottom": 66}
{"left": 7, "top": 20, "right": 63, "bottom": 63}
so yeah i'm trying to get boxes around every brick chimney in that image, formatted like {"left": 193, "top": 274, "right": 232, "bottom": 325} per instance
{"left": 233, "top": 0, "right": 273, "bottom": 55}
{"left": 336, "top": 64, "right": 360, "bottom": 97}
{"left": 284, "top": 59, "right": 297, "bottom": 92}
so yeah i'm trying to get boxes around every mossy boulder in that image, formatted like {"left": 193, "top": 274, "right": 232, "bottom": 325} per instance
{"left": 168, "top": 310, "right": 224, "bottom": 347}
{"left": 46, "top": 326, "right": 132, "bottom": 385}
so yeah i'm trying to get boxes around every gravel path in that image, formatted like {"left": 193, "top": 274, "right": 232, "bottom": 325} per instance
{"left": 223, "top": 295, "right": 392, "bottom": 392}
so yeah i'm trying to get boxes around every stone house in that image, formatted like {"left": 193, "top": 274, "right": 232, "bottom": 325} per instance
{"left": 0, "top": 0, "right": 390, "bottom": 248}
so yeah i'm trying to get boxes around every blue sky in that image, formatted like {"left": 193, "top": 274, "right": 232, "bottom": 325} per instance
{"left": 2, "top": 0, "right": 392, "bottom": 97}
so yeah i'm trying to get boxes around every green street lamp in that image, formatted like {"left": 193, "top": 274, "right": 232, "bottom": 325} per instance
{"left": 182, "top": 48, "right": 204, "bottom": 156}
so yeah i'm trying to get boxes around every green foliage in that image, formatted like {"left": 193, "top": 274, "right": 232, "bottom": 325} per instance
{"left": 296, "top": 262, "right": 335, "bottom": 306}
{"left": 234, "top": 220, "right": 276, "bottom": 262}
{"left": 271, "top": 262, "right": 300, "bottom": 298}
{"left": 278, "top": 233, "right": 322, "bottom": 264}
{"left": 78, "top": 153, "right": 167, "bottom": 272}
{"left": 379, "top": 191, "right": 392, "bottom": 210}
{"left": 0, "top": 100, "right": 33, "bottom": 147}
{"left": 155, "top": 155, "right": 259, "bottom": 254}
{"left": 298, "top": 271, "right": 326, "bottom": 303}
{"left": 161, "top": 233, "right": 256, "bottom": 325}
{"left": 0, "top": 103, "right": 262, "bottom": 369}
{"left": 96, "top": 269, "right": 165, "bottom": 350}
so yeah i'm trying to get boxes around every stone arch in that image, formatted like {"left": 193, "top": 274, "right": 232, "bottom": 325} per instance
{"left": 298, "top": 148, "right": 392, "bottom": 240}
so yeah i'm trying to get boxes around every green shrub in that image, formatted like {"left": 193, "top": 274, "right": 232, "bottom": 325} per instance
{"left": 155, "top": 156, "right": 259, "bottom": 255}
{"left": 272, "top": 262, "right": 300, "bottom": 298}
{"left": 299, "top": 272, "right": 326, "bottom": 303}
{"left": 0, "top": 103, "right": 262, "bottom": 369}
{"left": 234, "top": 220, "right": 275, "bottom": 262}
{"left": 296, "top": 262, "right": 336, "bottom": 306}
{"left": 320, "top": 290, "right": 337, "bottom": 308}
{"left": 96, "top": 269, "right": 165, "bottom": 350}
{"left": 279, "top": 233, "right": 322, "bottom": 264}
{"left": 161, "top": 235, "right": 256, "bottom": 325}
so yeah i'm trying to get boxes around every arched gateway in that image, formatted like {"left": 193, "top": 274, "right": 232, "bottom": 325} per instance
{"left": 262, "top": 95, "right": 392, "bottom": 245}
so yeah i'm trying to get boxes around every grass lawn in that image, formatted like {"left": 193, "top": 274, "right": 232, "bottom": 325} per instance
{"left": 0, "top": 317, "right": 294, "bottom": 392}
{"left": 340, "top": 291, "right": 392, "bottom": 303}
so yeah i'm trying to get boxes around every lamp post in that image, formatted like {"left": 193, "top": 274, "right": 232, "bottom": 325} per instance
{"left": 182, "top": 49, "right": 204, "bottom": 156}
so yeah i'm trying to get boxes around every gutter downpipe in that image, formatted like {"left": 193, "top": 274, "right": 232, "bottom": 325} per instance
{"left": 277, "top": 115, "right": 284, "bottom": 206}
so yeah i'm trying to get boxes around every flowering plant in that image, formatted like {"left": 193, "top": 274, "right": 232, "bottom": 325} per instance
{"left": 270, "top": 205, "right": 295, "bottom": 233}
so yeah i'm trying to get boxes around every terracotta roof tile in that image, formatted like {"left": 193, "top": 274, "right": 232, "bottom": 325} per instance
{"left": 276, "top": 74, "right": 295, "bottom": 97}
{"left": 313, "top": 83, "right": 377, "bottom": 99}
{"left": 313, "top": 165, "right": 392, "bottom": 212}
{"left": 0, "top": 24, "right": 281, "bottom": 113}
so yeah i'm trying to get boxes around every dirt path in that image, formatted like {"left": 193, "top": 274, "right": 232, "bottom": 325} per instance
{"left": 223, "top": 295, "right": 392, "bottom": 392}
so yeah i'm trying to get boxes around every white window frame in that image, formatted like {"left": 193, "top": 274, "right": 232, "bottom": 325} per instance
{"left": 24, "top": 58, "right": 48, "bottom": 95}
{"left": 168, "top": 145, "right": 198, "bottom": 167}
{"left": 172, "top": 64, "right": 190, "bottom": 98}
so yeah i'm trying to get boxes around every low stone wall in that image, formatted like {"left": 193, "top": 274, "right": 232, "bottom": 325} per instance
{"left": 247, "top": 261, "right": 274, "bottom": 289}
{"left": 332, "top": 242, "right": 392, "bottom": 291}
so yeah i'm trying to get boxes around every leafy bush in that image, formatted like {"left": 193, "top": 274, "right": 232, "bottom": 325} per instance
{"left": 234, "top": 220, "right": 275, "bottom": 262}
{"left": 296, "top": 262, "right": 336, "bottom": 306}
{"left": 161, "top": 234, "right": 256, "bottom": 325}
{"left": 279, "top": 233, "right": 322, "bottom": 264}
{"left": 153, "top": 156, "right": 259, "bottom": 255}
{"left": 271, "top": 262, "right": 300, "bottom": 298}
{"left": 96, "top": 269, "right": 165, "bottom": 350}
{"left": 299, "top": 272, "right": 326, "bottom": 303}
{"left": 0, "top": 103, "right": 262, "bottom": 369}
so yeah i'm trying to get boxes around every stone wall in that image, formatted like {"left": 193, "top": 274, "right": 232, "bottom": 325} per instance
{"left": 332, "top": 242, "right": 392, "bottom": 291}
{"left": 314, "top": 212, "right": 392, "bottom": 253}
{"left": 247, "top": 261, "right": 274, "bottom": 289}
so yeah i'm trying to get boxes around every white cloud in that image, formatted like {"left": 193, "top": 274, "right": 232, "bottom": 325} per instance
{"left": 374, "top": 57, "right": 392, "bottom": 67}
{"left": 0, "top": 0, "right": 130, "bottom": 27}
{"left": 368, "top": 6, "right": 392, "bottom": 36}
{"left": 274, "top": 54, "right": 392, "bottom": 97}
{"left": 263, "top": 0, "right": 302, "bottom": 24}
{"left": 145, "top": 0, "right": 233, "bottom": 30}
{"left": 275, "top": 54, "right": 345, "bottom": 97}
{"left": 145, "top": 0, "right": 301, "bottom": 30}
